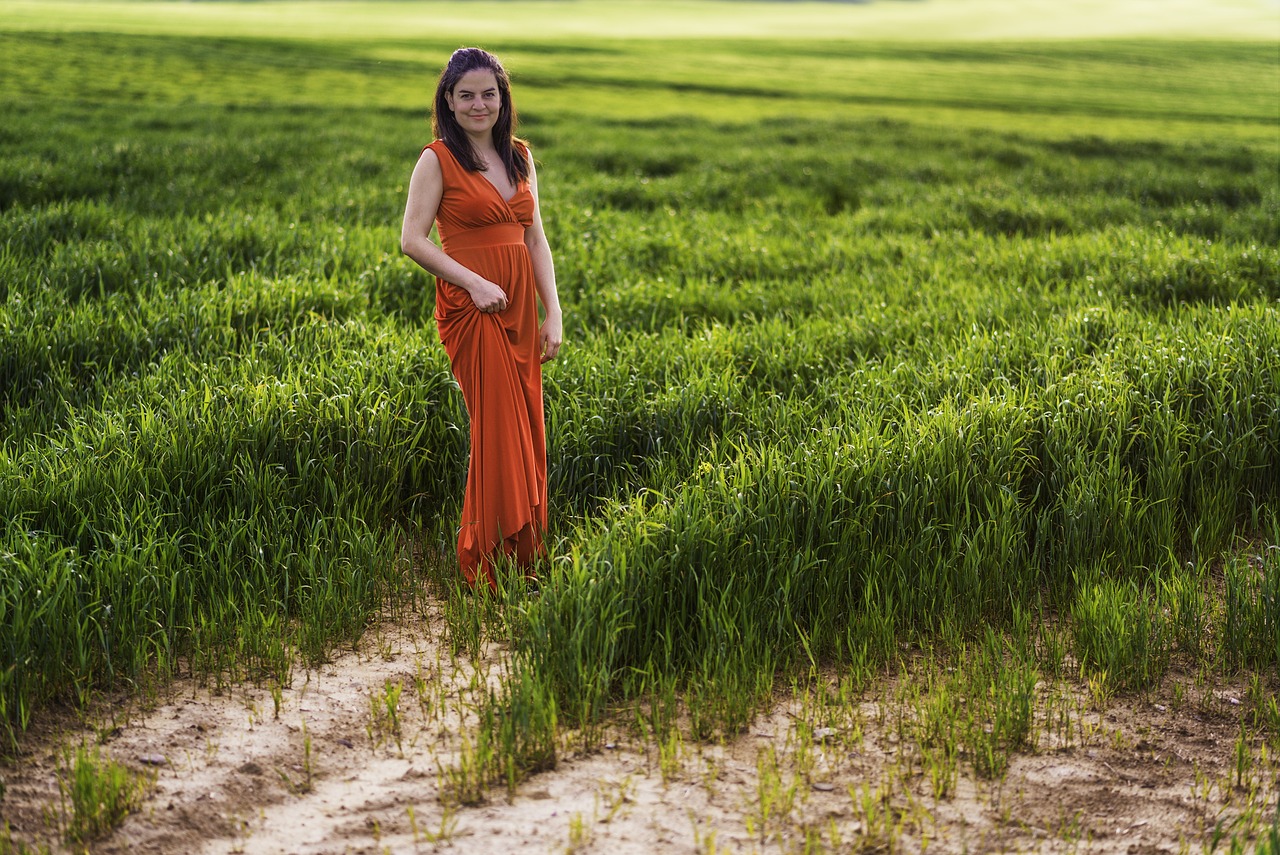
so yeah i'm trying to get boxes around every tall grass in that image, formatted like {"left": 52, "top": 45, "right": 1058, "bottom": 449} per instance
{"left": 0, "top": 14, "right": 1276, "bottom": 759}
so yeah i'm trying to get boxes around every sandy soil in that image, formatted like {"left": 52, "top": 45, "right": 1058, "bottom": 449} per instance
{"left": 2, "top": 600, "right": 1276, "bottom": 855}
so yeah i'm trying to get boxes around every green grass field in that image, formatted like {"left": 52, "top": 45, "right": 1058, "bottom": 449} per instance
{"left": 1, "top": 0, "right": 1278, "bottom": 844}
{"left": 2, "top": 0, "right": 1277, "bottom": 40}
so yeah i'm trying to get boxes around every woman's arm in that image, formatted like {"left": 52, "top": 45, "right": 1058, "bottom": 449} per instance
{"left": 400, "top": 148, "right": 509, "bottom": 313}
{"left": 523, "top": 153, "right": 563, "bottom": 362}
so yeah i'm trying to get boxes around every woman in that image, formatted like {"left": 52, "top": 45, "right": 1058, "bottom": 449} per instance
{"left": 401, "top": 47, "right": 562, "bottom": 590}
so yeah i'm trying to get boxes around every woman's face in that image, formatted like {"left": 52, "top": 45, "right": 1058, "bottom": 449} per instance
{"left": 446, "top": 69, "right": 501, "bottom": 138}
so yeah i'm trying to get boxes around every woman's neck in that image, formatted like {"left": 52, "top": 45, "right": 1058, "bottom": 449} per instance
{"left": 465, "top": 130, "right": 497, "bottom": 158}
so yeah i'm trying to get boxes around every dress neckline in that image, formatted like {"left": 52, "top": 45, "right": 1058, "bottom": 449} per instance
{"left": 479, "top": 169, "right": 520, "bottom": 205}
{"left": 436, "top": 141, "right": 524, "bottom": 205}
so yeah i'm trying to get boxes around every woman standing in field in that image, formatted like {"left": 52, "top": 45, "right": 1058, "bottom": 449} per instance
{"left": 401, "top": 47, "right": 562, "bottom": 590}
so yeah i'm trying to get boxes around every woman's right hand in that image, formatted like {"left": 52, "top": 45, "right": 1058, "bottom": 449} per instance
{"left": 468, "top": 278, "right": 508, "bottom": 314}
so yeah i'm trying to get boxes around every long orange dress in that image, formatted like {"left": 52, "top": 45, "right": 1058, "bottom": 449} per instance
{"left": 428, "top": 139, "right": 546, "bottom": 589}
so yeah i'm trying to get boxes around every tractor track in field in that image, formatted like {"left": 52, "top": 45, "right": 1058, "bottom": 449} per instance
{"left": 1, "top": 602, "right": 1274, "bottom": 854}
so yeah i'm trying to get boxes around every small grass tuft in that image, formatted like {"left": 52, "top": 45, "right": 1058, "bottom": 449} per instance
{"left": 58, "top": 744, "right": 153, "bottom": 848}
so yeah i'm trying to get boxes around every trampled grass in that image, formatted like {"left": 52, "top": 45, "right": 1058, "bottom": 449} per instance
{"left": 0, "top": 2, "right": 1277, "bottom": 847}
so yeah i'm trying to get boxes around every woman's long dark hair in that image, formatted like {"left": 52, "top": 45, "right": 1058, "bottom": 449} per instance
{"left": 431, "top": 47, "right": 530, "bottom": 186}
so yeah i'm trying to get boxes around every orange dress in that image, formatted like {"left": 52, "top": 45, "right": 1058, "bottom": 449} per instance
{"left": 428, "top": 139, "right": 546, "bottom": 589}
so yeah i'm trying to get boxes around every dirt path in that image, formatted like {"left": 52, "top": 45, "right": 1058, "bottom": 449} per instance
{"left": 2, "top": 603, "right": 1275, "bottom": 854}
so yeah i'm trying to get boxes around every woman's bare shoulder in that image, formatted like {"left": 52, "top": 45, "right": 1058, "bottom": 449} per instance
{"left": 413, "top": 144, "right": 443, "bottom": 173}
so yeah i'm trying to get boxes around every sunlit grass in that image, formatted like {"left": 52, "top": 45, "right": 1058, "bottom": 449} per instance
{"left": 2, "top": 29, "right": 1274, "bottom": 137}
{"left": 57, "top": 744, "right": 153, "bottom": 848}
{"left": 0, "top": 0, "right": 1275, "bottom": 41}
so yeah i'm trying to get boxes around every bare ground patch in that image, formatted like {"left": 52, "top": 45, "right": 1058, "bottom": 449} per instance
{"left": 1, "top": 601, "right": 1276, "bottom": 854}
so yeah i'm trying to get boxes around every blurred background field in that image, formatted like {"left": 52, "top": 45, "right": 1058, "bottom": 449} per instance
{"left": 0, "top": 4, "right": 1277, "bottom": 842}
{"left": 1, "top": 0, "right": 1277, "bottom": 40}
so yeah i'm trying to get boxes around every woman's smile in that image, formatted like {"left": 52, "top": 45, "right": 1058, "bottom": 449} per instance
{"left": 447, "top": 69, "right": 502, "bottom": 136}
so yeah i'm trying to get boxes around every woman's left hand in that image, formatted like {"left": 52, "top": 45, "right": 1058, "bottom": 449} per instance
{"left": 540, "top": 313, "right": 563, "bottom": 363}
